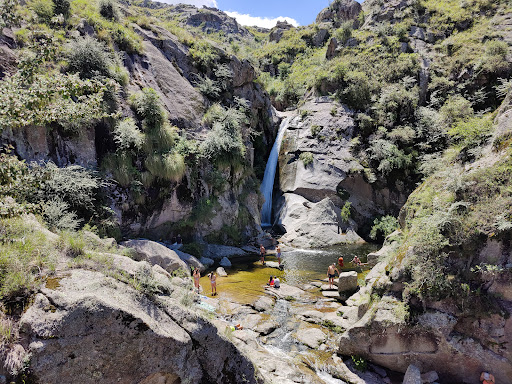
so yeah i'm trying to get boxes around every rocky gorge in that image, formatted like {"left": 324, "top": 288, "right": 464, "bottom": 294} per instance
{"left": 0, "top": 0, "right": 512, "bottom": 383}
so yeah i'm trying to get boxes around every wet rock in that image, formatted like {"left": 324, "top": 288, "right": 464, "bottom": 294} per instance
{"left": 403, "top": 365, "right": 422, "bottom": 384}
{"left": 294, "top": 327, "right": 326, "bottom": 349}
{"left": 322, "top": 291, "right": 340, "bottom": 299}
{"left": 219, "top": 257, "right": 232, "bottom": 268}
{"left": 252, "top": 296, "right": 275, "bottom": 312}
{"left": 263, "top": 261, "right": 282, "bottom": 270}
{"left": 338, "top": 271, "right": 358, "bottom": 293}
{"left": 321, "top": 284, "right": 338, "bottom": 291}
{"left": 121, "top": 240, "right": 188, "bottom": 274}
{"left": 255, "top": 320, "right": 279, "bottom": 336}
{"left": 216, "top": 267, "right": 227, "bottom": 277}
{"left": 310, "top": 281, "right": 323, "bottom": 288}
{"left": 301, "top": 310, "right": 326, "bottom": 323}
{"left": 264, "top": 283, "right": 305, "bottom": 300}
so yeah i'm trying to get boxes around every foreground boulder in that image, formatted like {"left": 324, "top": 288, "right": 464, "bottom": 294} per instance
{"left": 15, "top": 269, "right": 262, "bottom": 384}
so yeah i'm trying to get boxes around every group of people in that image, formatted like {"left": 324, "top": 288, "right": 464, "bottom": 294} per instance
{"left": 193, "top": 267, "right": 217, "bottom": 296}
{"left": 267, "top": 275, "right": 281, "bottom": 289}
{"left": 259, "top": 243, "right": 282, "bottom": 265}
{"left": 326, "top": 255, "right": 366, "bottom": 289}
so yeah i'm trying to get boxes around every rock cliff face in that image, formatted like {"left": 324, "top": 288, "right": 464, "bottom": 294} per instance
{"left": 0, "top": 6, "right": 277, "bottom": 244}
{"left": 275, "top": 99, "right": 407, "bottom": 246}
{"left": 8, "top": 267, "right": 261, "bottom": 384}
{"left": 336, "top": 94, "right": 512, "bottom": 384}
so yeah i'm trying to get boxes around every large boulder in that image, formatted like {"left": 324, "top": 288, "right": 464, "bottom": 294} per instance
{"left": 15, "top": 269, "right": 262, "bottom": 384}
{"left": 269, "top": 21, "right": 294, "bottom": 43}
{"left": 277, "top": 194, "right": 364, "bottom": 248}
{"left": 204, "top": 244, "right": 247, "bottom": 260}
{"left": 338, "top": 271, "right": 358, "bottom": 293}
{"left": 121, "top": 239, "right": 188, "bottom": 273}
{"left": 339, "top": 296, "right": 512, "bottom": 384}
{"left": 175, "top": 249, "right": 205, "bottom": 272}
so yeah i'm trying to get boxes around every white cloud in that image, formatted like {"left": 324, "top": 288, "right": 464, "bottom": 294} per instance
{"left": 225, "top": 11, "right": 299, "bottom": 29}
{"left": 157, "top": 0, "right": 218, "bottom": 8}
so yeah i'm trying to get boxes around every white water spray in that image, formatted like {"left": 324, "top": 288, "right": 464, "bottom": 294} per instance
{"left": 260, "top": 117, "right": 291, "bottom": 227}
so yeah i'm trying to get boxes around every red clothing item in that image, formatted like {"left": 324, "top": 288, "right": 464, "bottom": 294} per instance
{"left": 338, "top": 257, "right": 344, "bottom": 268}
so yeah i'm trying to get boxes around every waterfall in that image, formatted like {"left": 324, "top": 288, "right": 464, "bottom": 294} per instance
{"left": 260, "top": 117, "right": 291, "bottom": 227}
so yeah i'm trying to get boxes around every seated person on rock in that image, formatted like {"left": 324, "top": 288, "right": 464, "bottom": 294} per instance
{"left": 480, "top": 372, "right": 495, "bottom": 384}
{"left": 273, "top": 276, "right": 280, "bottom": 289}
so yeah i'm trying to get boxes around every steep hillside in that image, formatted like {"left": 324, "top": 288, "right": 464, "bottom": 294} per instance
{"left": 0, "top": 0, "right": 277, "bottom": 248}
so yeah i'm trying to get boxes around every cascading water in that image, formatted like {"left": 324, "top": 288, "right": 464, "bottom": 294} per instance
{"left": 260, "top": 117, "right": 291, "bottom": 227}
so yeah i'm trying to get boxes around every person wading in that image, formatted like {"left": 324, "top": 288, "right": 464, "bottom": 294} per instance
{"left": 327, "top": 263, "right": 339, "bottom": 289}
{"left": 208, "top": 272, "right": 217, "bottom": 296}
{"left": 260, "top": 244, "right": 266, "bottom": 265}
{"left": 193, "top": 267, "right": 201, "bottom": 293}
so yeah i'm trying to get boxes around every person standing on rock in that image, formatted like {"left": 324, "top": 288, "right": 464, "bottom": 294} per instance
{"left": 327, "top": 263, "right": 339, "bottom": 289}
{"left": 276, "top": 244, "right": 282, "bottom": 265}
{"left": 193, "top": 268, "right": 201, "bottom": 293}
{"left": 260, "top": 244, "right": 266, "bottom": 265}
{"left": 208, "top": 272, "right": 217, "bottom": 296}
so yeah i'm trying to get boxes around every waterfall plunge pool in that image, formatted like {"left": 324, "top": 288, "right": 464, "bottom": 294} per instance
{"left": 198, "top": 242, "right": 379, "bottom": 304}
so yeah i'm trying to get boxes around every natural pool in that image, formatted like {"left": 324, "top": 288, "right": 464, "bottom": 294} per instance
{"left": 199, "top": 243, "right": 380, "bottom": 303}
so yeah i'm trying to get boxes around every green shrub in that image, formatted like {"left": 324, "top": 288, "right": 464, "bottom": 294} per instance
{"left": 30, "top": 0, "right": 54, "bottom": 23}
{"left": 370, "top": 215, "right": 399, "bottom": 241}
{"left": 99, "top": 0, "right": 119, "bottom": 21}
{"left": 189, "top": 40, "right": 219, "bottom": 70}
{"left": 351, "top": 356, "right": 367, "bottom": 372}
{"left": 340, "top": 201, "right": 351, "bottom": 223}
{"left": 341, "top": 71, "right": 372, "bottom": 110}
{"left": 65, "top": 36, "right": 113, "bottom": 79}
{"left": 102, "top": 152, "right": 138, "bottom": 188}
{"left": 299, "top": 152, "right": 314, "bottom": 166}
{"left": 310, "top": 125, "right": 322, "bottom": 137}
{"left": 0, "top": 0, "right": 21, "bottom": 28}
{"left": 194, "top": 75, "right": 221, "bottom": 99}
{"left": 43, "top": 199, "right": 81, "bottom": 231}
{"left": 448, "top": 114, "right": 493, "bottom": 150}
{"left": 145, "top": 152, "right": 186, "bottom": 182}
{"left": 368, "top": 139, "right": 412, "bottom": 175}
{"left": 113, "top": 118, "right": 145, "bottom": 151}
{"left": 111, "top": 24, "right": 142, "bottom": 54}
{"left": 130, "top": 88, "right": 166, "bottom": 128}
{"left": 200, "top": 105, "right": 247, "bottom": 166}
{"left": 440, "top": 96, "right": 474, "bottom": 127}
{"left": 52, "top": 0, "right": 70, "bottom": 18}
{"left": 334, "top": 21, "right": 353, "bottom": 44}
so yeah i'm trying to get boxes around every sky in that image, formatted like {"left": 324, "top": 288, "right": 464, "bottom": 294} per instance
{"left": 156, "top": 0, "right": 363, "bottom": 28}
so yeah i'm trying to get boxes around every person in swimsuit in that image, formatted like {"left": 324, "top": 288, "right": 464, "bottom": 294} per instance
{"left": 338, "top": 256, "right": 344, "bottom": 269}
{"left": 351, "top": 255, "right": 362, "bottom": 266}
{"left": 327, "top": 263, "right": 339, "bottom": 289}
{"left": 193, "top": 268, "right": 200, "bottom": 293}
{"left": 276, "top": 244, "right": 282, "bottom": 265}
{"left": 260, "top": 244, "right": 266, "bottom": 265}
{"left": 208, "top": 272, "right": 217, "bottom": 296}
{"left": 267, "top": 276, "right": 274, "bottom": 286}
{"left": 480, "top": 372, "right": 495, "bottom": 384}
